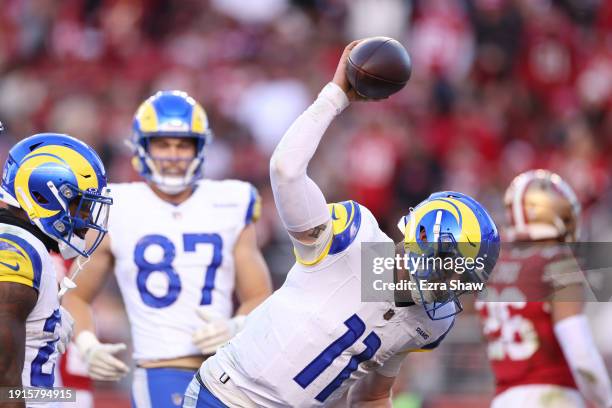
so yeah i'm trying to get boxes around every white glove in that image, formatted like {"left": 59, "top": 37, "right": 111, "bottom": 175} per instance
{"left": 76, "top": 330, "right": 129, "bottom": 381}
{"left": 56, "top": 306, "right": 74, "bottom": 354}
{"left": 192, "top": 307, "right": 246, "bottom": 355}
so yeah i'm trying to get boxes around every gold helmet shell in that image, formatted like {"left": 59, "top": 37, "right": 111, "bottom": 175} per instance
{"left": 504, "top": 169, "right": 581, "bottom": 242}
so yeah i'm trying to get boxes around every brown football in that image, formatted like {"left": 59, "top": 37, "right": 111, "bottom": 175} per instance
{"left": 346, "top": 37, "right": 412, "bottom": 100}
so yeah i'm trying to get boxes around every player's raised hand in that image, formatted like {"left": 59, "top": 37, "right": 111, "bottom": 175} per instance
{"left": 76, "top": 331, "right": 129, "bottom": 381}
{"left": 332, "top": 40, "right": 366, "bottom": 101}
{"left": 192, "top": 306, "right": 246, "bottom": 355}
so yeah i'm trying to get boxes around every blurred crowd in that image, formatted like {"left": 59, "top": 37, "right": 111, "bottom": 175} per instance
{"left": 1, "top": 0, "right": 612, "bottom": 405}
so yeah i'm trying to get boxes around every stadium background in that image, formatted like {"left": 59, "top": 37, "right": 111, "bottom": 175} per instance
{"left": 0, "top": 0, "right": 611, "bottom": 406}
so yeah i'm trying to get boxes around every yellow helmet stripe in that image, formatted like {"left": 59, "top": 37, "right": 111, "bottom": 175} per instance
{"left": 27, "top": 146, "right": 99, "bottom": 191}
{"left": 191, "top": 103, "right": 209, "bottom": 134}
{"left": 14, "top": 154, "right": 63, "bottom": 219}
{"left": 404, "top": 199, "right": 461, "bottom": 255}
{"left": 135, "top": 100, "right": 159, "bottom": 133}
{"left": 404, "top": 197, "right": 482, "bottom": 259}
{"left": 442, "top": 197, "right": 482, "bottom": 259}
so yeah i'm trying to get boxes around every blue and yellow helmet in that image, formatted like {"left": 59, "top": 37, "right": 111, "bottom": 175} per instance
{"left": 398, "top": 191, "right": 500, "bottom": 320}
{"left": 131, "top": 90, "right": 212, "bottom": 194}
{"left": 0, "top": 133, "right": 113, "bottom": 259}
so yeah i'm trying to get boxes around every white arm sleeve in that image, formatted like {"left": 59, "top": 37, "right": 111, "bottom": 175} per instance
{"left": 554, "top": 314, "right": 612, "bottom": 408}
{"left": 270, "top": 82, "right": 349, "bottom": 233}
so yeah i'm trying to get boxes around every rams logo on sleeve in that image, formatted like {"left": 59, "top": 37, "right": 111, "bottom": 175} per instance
{"left": 328, "top": 201, "right": 361, "bottom": 255}
{"left": 0, "top": 234, "right": 42, "bottom": 290}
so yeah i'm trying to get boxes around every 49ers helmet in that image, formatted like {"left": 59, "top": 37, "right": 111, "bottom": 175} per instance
{"left": 505, "top": 170, "right": 580, "bottom": 242}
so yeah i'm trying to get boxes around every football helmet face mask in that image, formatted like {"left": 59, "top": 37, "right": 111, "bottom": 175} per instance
{"left": 397, "top": 191, "right": 500, "bottom": 320}
{"left": 130, "top": 90, "right": 212, "bottom": 195}
{"left": 505, "top": 169, "right": 580, "bottom": 242}
{"left": 0, "top": 133, "right": 113, "bottom": 259}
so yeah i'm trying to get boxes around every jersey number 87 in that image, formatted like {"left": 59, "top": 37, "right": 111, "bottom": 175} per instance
{"left": 134, "top": 233, "right": 222, "bottom": 308}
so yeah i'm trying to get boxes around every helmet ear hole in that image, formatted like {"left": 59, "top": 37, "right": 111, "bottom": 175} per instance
{"left": 32, "top": 191, "right": 49, "bottom": 204}
{"left": 419, "top": 225, "right": 428, "bottom": 241}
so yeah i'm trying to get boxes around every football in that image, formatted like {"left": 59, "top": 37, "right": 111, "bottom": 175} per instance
{"left": 346, "top": 37, "right": 412, "bottom": 100}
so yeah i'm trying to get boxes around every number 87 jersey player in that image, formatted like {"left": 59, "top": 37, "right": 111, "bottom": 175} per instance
{"left": 63, "top": 91, "right": 272, "bottom": 407}
{"left": 183, "top": 40, "right": 501, "bottom": 408}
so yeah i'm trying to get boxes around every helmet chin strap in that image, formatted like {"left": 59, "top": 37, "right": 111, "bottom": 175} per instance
{"left": 58, "top": 254, "right": 91, "bottom": 300}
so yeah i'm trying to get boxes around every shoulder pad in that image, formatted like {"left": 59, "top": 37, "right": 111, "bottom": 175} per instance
{"left": 328, "top": 200, "right": 362, "bottom": 255}
{"left": 245, "top": 185, "right": 261, "bottom": 225}
{"left": 0, "top": 233, "right": 42, "bottom": 290}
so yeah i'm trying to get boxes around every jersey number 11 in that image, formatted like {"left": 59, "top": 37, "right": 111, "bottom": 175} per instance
{"left": 294, "top": 314, "right": 381, "bottom": 403}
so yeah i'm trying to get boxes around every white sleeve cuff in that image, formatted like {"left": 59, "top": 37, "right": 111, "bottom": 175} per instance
{"left": 290, "top": 219, "right": 333, "bottom": 264}
{"left": 318, "top": 82, "right": 350, "bottom": 114}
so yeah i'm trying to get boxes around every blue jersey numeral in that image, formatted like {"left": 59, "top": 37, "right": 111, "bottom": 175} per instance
{"left": 135, "top": 235, "right": 181, "bottom": 308}
{"left": 294, "top": 314, "right": 381, "bottom": 402}
{"left": 31, "top": 309, "right": 61, "bottom": 387}
{"left": 134, "top": 233, "right": 223, "bottom": 308}
{"left": 183, "top": 234, "right": 223, "bottom": 305}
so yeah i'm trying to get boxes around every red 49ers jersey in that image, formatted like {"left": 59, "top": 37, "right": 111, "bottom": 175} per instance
{"left": 475, "top": 244, "right": 580, "bottom": 395}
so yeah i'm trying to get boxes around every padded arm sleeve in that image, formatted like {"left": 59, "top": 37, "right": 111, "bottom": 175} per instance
{"left": 554, "top": 314, "right": 612, "bottom": 408}
{"left": 269, "top": 82, "right": 349, "bottom": 233}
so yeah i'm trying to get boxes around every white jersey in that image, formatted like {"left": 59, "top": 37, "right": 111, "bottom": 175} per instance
{"left": 0, "top": 223, "right": 62, "bottom": 401}
{"left": 203, "top": 201, "right": 455, "bottom": 407}
{"left": 108, "top": 180, "right": 258, "bottom": 361}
